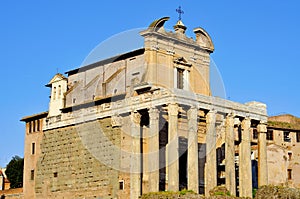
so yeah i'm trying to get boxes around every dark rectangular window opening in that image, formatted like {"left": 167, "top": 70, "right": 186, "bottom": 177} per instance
{"left": 36, "top": 119, "right": 40, "bottom": 132}
{"left": 54, "top": 172, "right": 58, "bottom": 178}
{"left": 288, "top": 152, "right": 292, "bottom": 161}
{"left": 284, "top": 131, "right": 291, "bottom": 142}
{"left": 31, "top": 120, "right": 35, "bottom": 132}
{"left": 119, "top": 180, "right": 124, "bottom": 190}
{"left": 266, "top": 130, "right": 274, "bottom": 140}
{"left": 30, "top": 170, "right": 34, "bottom": 180}
{"left": 297, "top": 132, "right": 300, "bottom": 143}
{"left": 253, "top": 129, "right": 258, "bottom": 140}
{"left": 32, "top": 143, "right": 35, "bottom": 155}
{"left": 288, "top": 169, "right": 292, "bottom": 180}
{"left": 29, "top": 122, "right": 32, "bottom": 133}
{"left": 177, "top": 68, "right": 184, "bottom": 89}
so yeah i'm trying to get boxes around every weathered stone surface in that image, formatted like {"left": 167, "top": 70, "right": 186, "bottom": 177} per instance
{"left": 255, "top": 185, "right": 300, "bottom": 199}
{"left": 35, "top": 118, "right": 121, "bottom": 199}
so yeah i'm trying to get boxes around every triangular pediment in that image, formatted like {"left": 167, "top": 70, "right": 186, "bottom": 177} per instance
{"left": 174, "top": 57, "right": 192, "bottom": 67}
{"left": 46, "top": 73, "right": 67, "bottom": 87}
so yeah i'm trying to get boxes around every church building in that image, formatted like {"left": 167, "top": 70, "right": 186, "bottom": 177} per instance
{"left": 21, "top": 17, "right": 269, "bottom": 199}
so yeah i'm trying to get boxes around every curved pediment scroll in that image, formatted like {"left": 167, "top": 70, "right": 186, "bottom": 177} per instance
{"left": 193, "top": 27, "right": 215, "bottom": 53}
{"left": 148, "top": 17, "right": 170, "bottom": 32}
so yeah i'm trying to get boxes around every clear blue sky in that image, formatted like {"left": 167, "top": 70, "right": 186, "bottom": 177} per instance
{"left": 0, "top": 1, "right": 299, "bottom": 167}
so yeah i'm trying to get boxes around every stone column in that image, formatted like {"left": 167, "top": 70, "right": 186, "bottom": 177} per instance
{"left": 205, "top": 111, "right": 216, "bottom": 195}
{"left": 239, "top": 118, "right": 252, "bottom": 198}
{"left": 148, "top": 108, "right": 160, "bottom": 192}
{"left": 167, "top": 103, "right": 179, "bottom": 191}
{"left": 257, "top": 123, "right": 268, "bottom": 186}
{"left": 187, "top": 106, "right": 199, "bottom": 193}
{"left": 130, "top": 111, "right": 141, "bottom": 199}
{"left": 225, "top": 114, "right": 236, "bottom": 196}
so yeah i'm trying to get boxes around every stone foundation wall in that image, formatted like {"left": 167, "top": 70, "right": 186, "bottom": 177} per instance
{"left": 35, "top": 118, "right": 122, "bottom": 199}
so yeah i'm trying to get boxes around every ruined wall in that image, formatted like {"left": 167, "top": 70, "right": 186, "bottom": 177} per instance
{"left": 35, "top": 118, "right": 122, "bottom": 199}
{"left": 265, "top": 128, "right": 300, "bottom": 188}
{"left": 266, "top": 144, "right": 287, "bottom": 186}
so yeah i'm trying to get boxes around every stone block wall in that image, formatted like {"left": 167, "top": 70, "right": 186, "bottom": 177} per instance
{"left": 35, "top": 118, "right": 122, "bottom": 199}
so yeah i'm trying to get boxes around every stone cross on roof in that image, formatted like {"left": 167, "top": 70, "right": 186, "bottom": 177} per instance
{"left": 176, "top": 6, "right": 184, "bottom": 21}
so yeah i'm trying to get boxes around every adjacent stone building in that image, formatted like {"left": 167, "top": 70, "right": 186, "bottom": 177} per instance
{"left": 265, "top": 114, "right": 300, "bottom": 188}
{"left": 21, "top": 17, "right": 271, "bottom": 199}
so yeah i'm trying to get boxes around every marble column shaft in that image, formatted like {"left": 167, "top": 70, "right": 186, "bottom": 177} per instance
{"left": 239, "top": 118, "right": 252, "bottom": 198}
{"left": 148, "top": 108, "right": 160, "bottom": 192}
{"left": 187, "top": 106, "right": 199, "bottom": 193}
{"left": 130, "top": 111, "right": 141, "bottom": 199}
{"left": 167, "top": 103, "right": 179, "bottom": 191}
{"left": 205, "top": 111, "right": 216, "bottom": 195}
{"left": 225, "top": 115, "right": 236, "bottom": 196}
{"left": 257, "top": 123, "right": 268, "bottom": 186}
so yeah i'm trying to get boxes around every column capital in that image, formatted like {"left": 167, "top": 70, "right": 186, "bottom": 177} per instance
{"left": 131, "top": 111, "right": 141, "bottom": 125}
{"left": 111, "top": 114, "right": 122, "bottom": 127}
{"left": 257, "top": 123, "right": 267, "bottom": 133}
{"left": 225, "top": 114, "right": 235, "bottom": 126}
{"left": 168, "top": 103, "right": 179, "bottom": 116}
{"left": 206, "top": 110, "right": 216, "bottom": 124}
{"left": 149, "top": 107, "right": 159, "bottom": 120}
{"left": 241, "top": 117, "right": 251, "bottom": 130}
{"left": 187, "top": 106, "right": 197, "bottom": 119}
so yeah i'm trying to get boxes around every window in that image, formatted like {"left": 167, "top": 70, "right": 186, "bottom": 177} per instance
{"left": 53, "top": 87, "right": 56, "bottom": 100}
{"left": 58, "top": 85, "right": 61, "bottom": 98}
{"left": 177, "top": 68, "right": 184, "bottom": 89}
{"left": 30, "top": 170, "right": 34, "bottom": 180}
{"left": 32, "top": 143, "right": 35, "bottom": 155}
{"left": 284, "top": 131, "right": 291, "bottom": 142}
{"left": 288, "top": 152, "right": 292, "bottom": 161}
{"left": 253, "top": 129, "right": 258, "bottom": 140}
{"left": 266, "top": 130, "right": 274, "bottom": 140}
{"left": 119, "top": 180, "right": 124, "bottom": 190}
{"left": 29, "top": 122, "right": 32, "bottom": 133}
{"left": 54, "top": 172, "right": 58, "bottom": 178}
{"left": 33, "top": 120, "right": 36, "bottom": 132}
{"left": 36, "top": 119, "right": 40, "bottom": 132}
{"left": 288, "top": 169, "right": 292, "bottom": 180}
{"left": 297, "top": 132, "right": 300, "bottom": 143}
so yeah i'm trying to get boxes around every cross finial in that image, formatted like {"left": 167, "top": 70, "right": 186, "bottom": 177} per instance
{"left": 176, "top": 6, "right": 184, "bottom": 21}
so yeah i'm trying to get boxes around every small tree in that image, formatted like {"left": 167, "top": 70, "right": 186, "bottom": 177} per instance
{"left": 5, "top": 156, "right": 24, "bottom": 188}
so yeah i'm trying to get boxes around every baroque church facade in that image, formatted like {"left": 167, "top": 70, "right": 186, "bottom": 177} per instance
{"left": 21, "top": 17, "right": 271, "bottom": 199}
